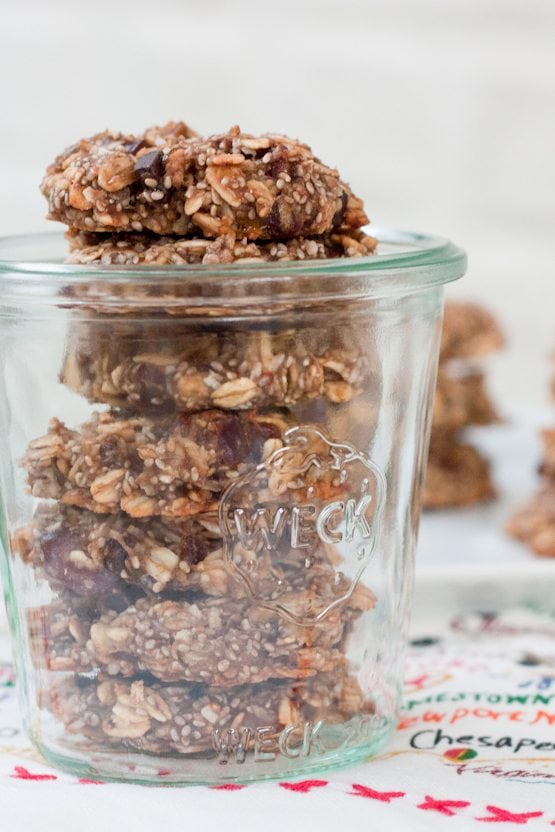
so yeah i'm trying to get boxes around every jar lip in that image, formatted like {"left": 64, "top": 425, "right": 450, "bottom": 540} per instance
{"left": 0, "top": 227, "right": 466, "bottom": 306}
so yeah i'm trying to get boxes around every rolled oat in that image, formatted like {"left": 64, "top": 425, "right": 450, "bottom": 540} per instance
{"left": 60, "top": 322, "right": 371, "bottom": 412}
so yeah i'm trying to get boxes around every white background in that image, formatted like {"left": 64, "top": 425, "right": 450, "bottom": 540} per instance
{"left": 0, "top": 0, "right": 554, "bottom": 412}
{"left": 0, "top": 0, "right": 555, "bottom": 412}
{"left": 1, "top": 0, "right": 554, "bottom": 411}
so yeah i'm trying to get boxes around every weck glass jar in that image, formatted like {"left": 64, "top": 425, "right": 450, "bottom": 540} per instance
{"left": 0, "top": 229, "right": 465, "bottom": 784}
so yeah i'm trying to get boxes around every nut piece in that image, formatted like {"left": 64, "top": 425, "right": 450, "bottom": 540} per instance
{"left": 102, "top": 680, "right": 172, "bottom": 739}
{"left": 323, "top": 380, "right": 353, "bottom": 403}
{"left": 97, "top": 154, "right": 136, "bottom": 192}
{"left": 90, "top": 469, "right": 125, "bottom": 505}
{"left": 211, "top": 378, "right": 258, "bottom": 409}
{"left": 205, "top": 165, "right": 244, "bottom": 208}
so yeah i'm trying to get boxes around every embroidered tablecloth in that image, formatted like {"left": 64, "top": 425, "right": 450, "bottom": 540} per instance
{"left": 0, "top": 600, "right": 553, "bottom": 830}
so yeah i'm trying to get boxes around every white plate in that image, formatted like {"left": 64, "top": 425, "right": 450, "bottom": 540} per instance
{"left": 417, "top": 405, "right": 552, "bottom": 567}
{"left": 414, "top": 405, "right": 555, "bottom": 628}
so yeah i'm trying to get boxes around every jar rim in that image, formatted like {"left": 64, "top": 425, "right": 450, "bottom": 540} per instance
{"left": 0, "top": 227, "right": 466, "bottom": 307}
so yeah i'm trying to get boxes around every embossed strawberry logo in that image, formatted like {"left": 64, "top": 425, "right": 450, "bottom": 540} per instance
{"left": 220, "top": 426, "right": 385, "bottom": 625}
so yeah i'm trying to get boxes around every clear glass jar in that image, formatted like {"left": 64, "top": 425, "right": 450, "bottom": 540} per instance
{"left": 0, "top": 229, "right": 465, "bottom": 785}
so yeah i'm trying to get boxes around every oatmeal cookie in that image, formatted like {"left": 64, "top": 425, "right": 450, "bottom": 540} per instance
{"left": 42, "top": 125, "right": 368, "bottom": 239}
{"left": 35, "top": 591, "right": 372, "bottom": 684}
{"left": 48, "top": 670, "right": 372, "bottom": 756}
{"left": 424, "top": 434, "right": 495, "bottom": 509}
{"left": 506, "top": 486, "right": 555, "bottom": 557}
{"left": 539, "top": 428, "right": 555, "bottom": 479}
{"left": 15, "top": 504, "right": 375, "bottom": 604}
{"left": 440, "top": 302, "right": 504, "bottom": 362}
{"left": 432, "top": 369, "right": 499, "bottom": 432}
{"left": 23, "top": 409, "right": 289, "bottom": 518}
{"left": 65, "top": 229, "right": 377, "bottom": 265}
{"left": 61, "top": 321, "right": 372, "bottom": 412}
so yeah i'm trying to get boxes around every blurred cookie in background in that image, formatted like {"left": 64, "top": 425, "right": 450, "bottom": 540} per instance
{"left": 424, "top": 301, "right": 504, "bottom": 510}
{"left": 507, "top": 485, "right": 555, "bottom": 557}
{"left": 507, "top": 429, "right": 555, "bottom": 558}
{"left": 424, "top": 433, "right": 496, "bottom": 509}
{"left": 439, "top": 302, "right": 504, "bottom": 363}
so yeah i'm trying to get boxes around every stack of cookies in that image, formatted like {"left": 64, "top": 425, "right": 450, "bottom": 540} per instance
{"left": 43, "top": 121, "right": 376, "bottom": 263}
{"left": 16, "top": 123, "right": 382, "bottom": 756}
{"left": 424, "top": 301, "right": 504, "bottom": 509}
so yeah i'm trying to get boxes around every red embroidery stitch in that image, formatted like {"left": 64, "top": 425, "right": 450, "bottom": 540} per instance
{"left": 78, "top": 778, "right": 104, "bottom": 785}
{"left": 404, "top": 674, "right": 429, "bottom": 691}
{"left": 350, "top": 784, "right": 406, "bottom": 802}
{"left": 11, "top": 766, "right": 57, "bottom": 782}
{"left": 279, "top": 779, "right": 328, "bottom": 793}
{"left": 211, "top": 784, "right": 246, "bottom": 791}
{"left": 476, "top": 806, "right": 544, "bottom": 824}
{"left": 417, "top": 795, "right": 471, "bottom": 816}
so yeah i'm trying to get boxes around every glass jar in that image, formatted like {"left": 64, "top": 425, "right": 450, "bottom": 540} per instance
{"left": 0, "top": 229, "right": 465, "bottom": 785}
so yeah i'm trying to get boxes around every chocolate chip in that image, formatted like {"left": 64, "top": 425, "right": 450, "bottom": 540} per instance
{"left": 134, "top": 150, "right": 164, "bottom": 185}
{"left": 128, "top": 449, "right": 145, "bottom": 475}
{"left": 103, "top": 586, "right": 142, "bottom": 613}
{"left": 125, "top": 139, "right": 146, "bottom": 155}
{"left": 332, "top": 191, "right": 348, "bottom": 228}
{"left": 267, "top": 201, "right": 283, "bottom": 236}
{"left": 182, "top": 533, "right": 211, "bottom": 567}
{"left": 104, "top": 539, "right": 128, "bottom": 576}
{"left": 267, "top": 198, "right": 300, "bottom": 237}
